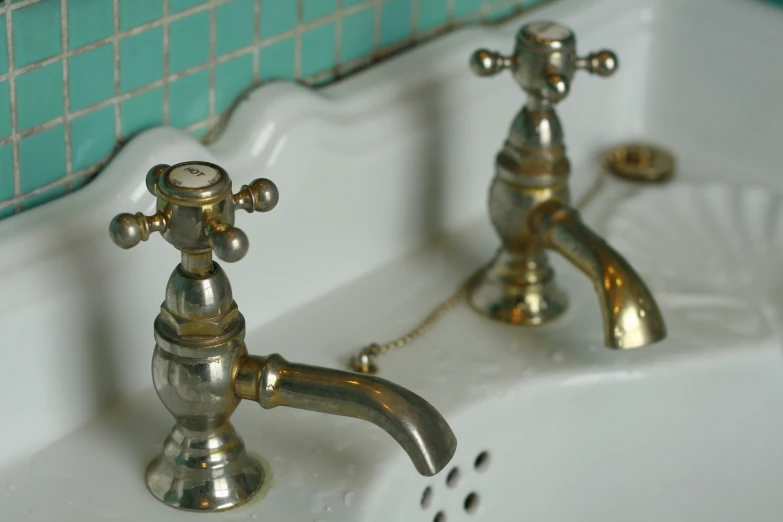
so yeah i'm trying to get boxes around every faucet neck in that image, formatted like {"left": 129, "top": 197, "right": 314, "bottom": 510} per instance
{"left": 495, "top": 102, "right": 570, "bottom": 188}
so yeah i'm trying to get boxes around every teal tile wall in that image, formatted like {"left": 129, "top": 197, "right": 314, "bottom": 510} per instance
{"left": 0, "top": 0, "right": 547, "bottom": 216}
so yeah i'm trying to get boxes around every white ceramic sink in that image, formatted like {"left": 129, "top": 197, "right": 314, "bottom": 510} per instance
{"left": 1, "top": 0, "right": 783, "bottom": 520}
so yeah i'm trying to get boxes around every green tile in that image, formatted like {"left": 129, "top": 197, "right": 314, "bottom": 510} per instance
{"left": 301, "top": 22, "right": 335, "bottom": 77}
{"left": 12, "top": 1, "right": 63, "bottom": 67}
{"left": 486, "top": 4, "right": 519, "bottom": 21}
{"left": 344, "top": 0, "right": 369, "bottom": 6}
{"left": 380, "top": 0, "right": 411, "bottom": 46}
{"left": 259, "top": 37, "right": 295, "bottom": 80}
{"left": 70, "top": 106, "right": 116, "bottom": 171}
{"left": 190, "top": 126, "right": 210, "bottom": 140}
{"left": 260, "top": 0, "right": 297, "bottom": 38}
{"left": 119, "top": 0, "right": 163, "bottom": 31}
{"left": 454, "top": 0, "right": 483, "bottom": 17}
{"left": 16, "top": 62, "right": 64, "bottom": 131}
{"left": 70, "top": 174, "right": 93, "bottom": 191}
{"left": 0, "top": 15, "right": 7, "bottom": 74}
{"left": 170, "top": 11, "right": 210, "bottom": 73}
{"left": 342, "top": 7, "right": 374, "bottom": 63}
{"left": 215, "top": 53, "right": 253, "bottom": 113}
{"left": 120, "top": 27, "right": 164, "bottom": 93}
{"left": 22, "top": 184, "right": 67, "bottom": 211}
{"left": 20, "top": 125, "right": 66, "bottom": 193}
{"left": 171, "top": 0, "right": 209, "bottom": 13}
{"left": 417, "top": 0, "right": 448, "bottom": 31}
{"left": 216, "top": 0, "right": 255, "bottom": 56}
{"left": 69, "top": 44, "right": 115, "bottom": 111}
{"left": 121, "top": 87, "right": 164, "bottom": 138}
{"left": 0, "top": 82, "right": 10, "bottom": 139}
{"left": 0, "top": 144, "right": 14, "bottom": 204}
{"left": 303, "top": 0, "right": 337, "bottom": 22}
{"left": 68, "top": 0, "right": 114, "bottom": 50}
{"left": 169, "top": 70, "right": 210, "bottom": 127}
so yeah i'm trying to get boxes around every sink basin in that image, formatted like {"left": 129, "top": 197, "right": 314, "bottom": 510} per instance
{"left": 1, "top": 0, "right": 782, "bottom": 520}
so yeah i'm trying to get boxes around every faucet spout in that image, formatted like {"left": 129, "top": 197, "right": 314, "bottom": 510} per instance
{"left": 235, "top": 353, "right": 457, "bottom": 476}
{"left": 530, "top": 200, "right": 666, "bottom": 349}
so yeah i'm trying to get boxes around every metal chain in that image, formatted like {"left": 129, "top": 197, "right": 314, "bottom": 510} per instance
{"left": 349, "top": 272, "right": 476, "bottom": 374}
{"left": 349, "top": 169, "right": 608, "bottom": 374}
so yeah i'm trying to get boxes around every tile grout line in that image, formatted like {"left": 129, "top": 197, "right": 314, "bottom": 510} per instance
{"left": 60, "top": 0, "right": 73, "bottom": 193}
{"left": 162, "top": 0, "right": 171, "bottom": 125}
{"left": 252, "top": 0, "right": 260, "bottom": 82}
{"left": 333, "top": 0, "right": 343, "bottom": 78}
{"left": 208, "top": 2, "right": 216, "bottom": 125}
{"left": 295, "top": 0, "right": 302, "bottom": 78}
{"left": 5, "top": 4, "right": 19, "bottom": 213}
{"left": 113, "top": 0, "right": 122, "bottom": 143}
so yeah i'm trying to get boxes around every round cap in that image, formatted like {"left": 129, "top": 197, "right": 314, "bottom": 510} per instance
{"left": 519, "top": 22, "right": 575, "bottom": 50}
{"left": 157, "top": 161, "right": 232, "bottom": 203}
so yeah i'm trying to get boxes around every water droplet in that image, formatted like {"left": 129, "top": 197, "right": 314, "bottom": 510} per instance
{"left": 551, "top": 352, "right": 564, "bottom": 363}
{"left": 251, "top": 515, "right": 257, "bottom": 520}
{"left": 326, "top": 506, "right": 333, "bottom": 513}
{"left": 7, "top": 483, "right": 16, "bottom": 492}
{"left": 638, "top": 309, "right": 646, "bottom": 318}
{"left": 344, "top": 491, "right": 355, "bottom": 506}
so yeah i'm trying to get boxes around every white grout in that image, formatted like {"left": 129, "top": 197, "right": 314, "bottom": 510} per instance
{"left": 5, "top": 2, "right": 19, "bottom": 212}
{"left": 208, "top": 2, "right": 216, "bottom": 125}
{"left": 162, "top": 0, "right": 171, "bottom": 125}
{"left": 1, "top": 0, "right": 537, "bottom": 214}
{"left": 60, "top": 0, "right": 73, "bottom": 193}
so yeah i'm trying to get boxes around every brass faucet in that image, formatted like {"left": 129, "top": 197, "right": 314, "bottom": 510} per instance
{"left": 109, "top": 162, "right": 457, "bottom": 512}
{"left": 467, "top": 22, "right": 666, "bottom": 349}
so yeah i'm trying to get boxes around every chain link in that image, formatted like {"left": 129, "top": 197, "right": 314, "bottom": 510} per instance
{"left": 349, "top": 272, "right": 476, "bottom": 374}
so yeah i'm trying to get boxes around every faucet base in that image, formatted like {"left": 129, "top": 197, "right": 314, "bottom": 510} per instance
{"left": 467, "top": 249, "right": 568, "bottom": 325}
{"left": 145, "top": 423, "right": 265, "bottom": 512}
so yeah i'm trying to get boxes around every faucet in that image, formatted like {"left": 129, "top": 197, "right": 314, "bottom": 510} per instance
{"left": 467, "top": 22, "right": 666, "bottom": 349}
{"left": 109, "top": 161, "right": 457, "bottom": 512}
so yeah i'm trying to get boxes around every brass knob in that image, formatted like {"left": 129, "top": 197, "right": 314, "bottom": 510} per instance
{"left": 109, "top": 211, "right": 167, "bottom": 249}
{"left": 469, "top": 49, "right": 512, "bottom": 77}
{"left": 109, "top": 161, "right": 278, "bottom": 262}
{"left": 575, "top": 50, "right": 618, "bottom": 77}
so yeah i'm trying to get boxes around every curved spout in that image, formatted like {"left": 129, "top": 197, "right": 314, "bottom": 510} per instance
{"left": 530, "top": 200, "right": 666, "bottom": 349}
{"left": 234, "top": 353, "right": 457, "bottom": 476}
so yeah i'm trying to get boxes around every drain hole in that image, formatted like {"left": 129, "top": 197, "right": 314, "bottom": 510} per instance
{"left": 434, "top": 511, "right": 446, "bottom": 522}
{"left": 464, "top": 492, "right": 479, "bottom": 514}
{"left": 446, "top": 467, "right": 460, "bottom": 488}
{"left": 474, "top": 451, "right": 490, "bottom": 472}
{"left": 420, "top": 486, "right": 433, "bottom": 509}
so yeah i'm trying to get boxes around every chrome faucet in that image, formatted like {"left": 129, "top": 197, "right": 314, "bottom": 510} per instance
{"left": 109, "top": 161, "right": 457, "bottom": 512}
{"left": 467, "top": 22, "right": 666, "bottom": 349}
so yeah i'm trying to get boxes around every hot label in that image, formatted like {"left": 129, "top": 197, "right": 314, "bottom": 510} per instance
{"left": 167, "top": 164, "right": 223, "bottom": 188}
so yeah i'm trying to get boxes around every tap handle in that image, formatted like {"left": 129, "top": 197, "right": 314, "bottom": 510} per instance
{"left": 232, "top": 178, "right": 279, "bottom": 213}
{"left": 109, "top": 211, "right": 168, "bottom": 249}
{"left": 543, "top": 73, "right": 570, "bottom": 103}
{"left": 469, "top": 48, "right": 513, "bottom": 77}
{"left": 109, "top": 161, "right": 278, "bottom": 262}
{"left": 204, "top": 220, "right": 249, "bottom": 263}
{"left": 574, "top": 49, "right": 618, "bottom": 77}
{"left": 470, "top": 22, "right": 618, "bottom": 103}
